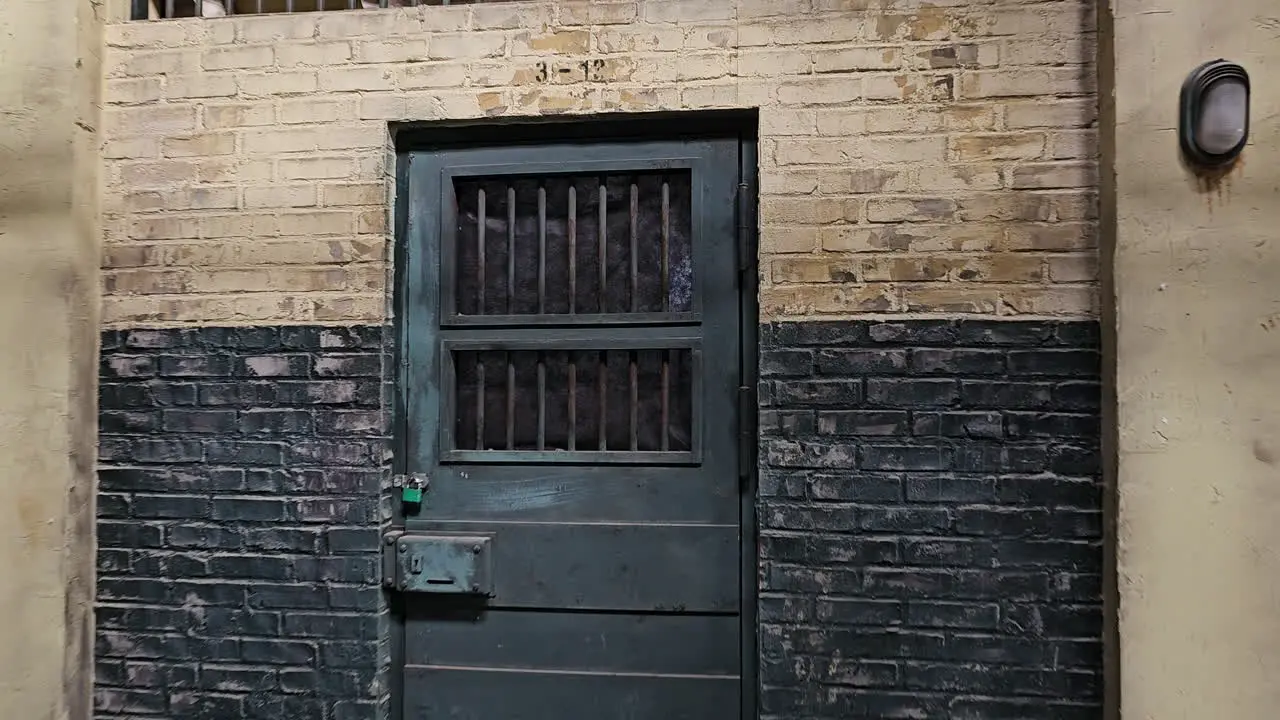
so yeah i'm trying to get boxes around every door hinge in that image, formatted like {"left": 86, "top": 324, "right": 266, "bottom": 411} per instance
{"left": 735, "top": 182, "right": 755, "bottom": 275}
{"left": 737, "top": 385, "right": 757, "bottom": 481}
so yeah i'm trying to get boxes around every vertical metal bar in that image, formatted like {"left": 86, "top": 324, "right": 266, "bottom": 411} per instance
{"left": 629, "top": 352, "right": 638, "bottom": 451}
{"left": 131, "top": 0, "right": 149, "bottom": 20}
{"left": 476, "top": 357, "right": 486, "bottom": 450}
{"left": 598, "top": 178, "right": 607, "bottom": 313}
{"left": 226, "top": 0, "right": 237, "bottom": 16}
{"left": 286, "top": 0, "right": 294, "bottom": 12}
{"left": 629, "top": 180, "right": 639, "bottom": 313}
{"left": 256, "top": 0, "right": 262, "bottom": 16}
{"left": 537, "top": 353, "right": 546, "bottom": 451}
{"left": 567, "top": 354, "right": 577, "bottom": 451}
{"left": 660, "top": 351, "right": 670, "bottom": 452}
{"left": 348, "top": 0, "right": 356, "bottom": 9}
{"left": 506, "top": 355, "right": 515, "bottom": 450}
{"left": 507, "top": 184, "right": 516, "bottom": 314}
{"left": 477, "top": 187, "right": 486, "bottom": 315}
{"left": 537, "top": 184, "right": 547, "bottom": 315}
{"left": 598, "top": 351, "right": 608, "bottom": 451}
{"left": 568, "top": 184, "right": 577, "bottom": 314}
{"left": 165, "top": 0, "right": 175, "bottom": 18}
{"left": 661, "top": 179, "right": 670, "bottom": 312}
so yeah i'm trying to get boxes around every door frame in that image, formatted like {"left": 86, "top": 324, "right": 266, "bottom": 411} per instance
{"left": 390, "top": 112, "right": 759, "bottom": 720}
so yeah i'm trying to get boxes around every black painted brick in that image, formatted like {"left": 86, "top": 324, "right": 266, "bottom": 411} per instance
{"left": 96, "top": 326, "right": 392, "bottom": 720}
{"left": 762, "top": 319, "right": 1103, "bottom": 719}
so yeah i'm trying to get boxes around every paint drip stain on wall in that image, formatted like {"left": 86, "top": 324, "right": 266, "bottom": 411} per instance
{"left": 1195, "top": 155, "right": 1243, "bottom": 212}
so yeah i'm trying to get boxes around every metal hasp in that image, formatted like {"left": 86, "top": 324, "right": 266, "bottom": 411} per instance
{"left": 384, "top": 533, "right": 494, "bottom": 596}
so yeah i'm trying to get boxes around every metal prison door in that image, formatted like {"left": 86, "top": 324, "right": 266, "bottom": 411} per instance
{"left": 394, "top": 136, "right": 749, "bottom": 720}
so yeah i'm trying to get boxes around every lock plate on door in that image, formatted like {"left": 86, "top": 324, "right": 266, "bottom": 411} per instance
{"left": 385, "top": 533, "right": 493, "bottom": 596}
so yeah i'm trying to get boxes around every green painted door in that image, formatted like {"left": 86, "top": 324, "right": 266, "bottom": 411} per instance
{"left": 397, "top": 135, "right": 750, "bottom": 720}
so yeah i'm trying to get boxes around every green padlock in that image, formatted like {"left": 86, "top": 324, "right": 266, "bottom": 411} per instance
{"left": 401, "top": 486, "right": 423, "bottom": 504}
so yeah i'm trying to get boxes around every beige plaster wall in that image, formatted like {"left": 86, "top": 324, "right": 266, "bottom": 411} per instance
{"left": 100, "top": 0, "right": 1098, "bottom": 328}
{"left": 0, "top": 0, "right": 102, "bottom": 718}
{"left": 1111, "top": 2, "right": 1280, "bottom": 717}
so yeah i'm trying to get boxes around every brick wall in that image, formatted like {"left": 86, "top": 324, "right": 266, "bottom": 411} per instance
{"left": 759, "top": 319, "right": 1102, "bottom": 718}
{"left": 95, "top": 326, "right": 392, "bottom": 719}
{"left": 101, "top": 0, "right": 1098, "bottom": 327}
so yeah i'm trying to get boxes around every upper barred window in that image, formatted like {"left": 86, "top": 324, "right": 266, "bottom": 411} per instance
{"left": 136, "top": 0, "right": 516, "bottom": 20}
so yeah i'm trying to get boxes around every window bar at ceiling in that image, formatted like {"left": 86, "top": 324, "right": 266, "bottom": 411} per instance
{"left": 505, "top": 184, "right": 516, "bottom": 451}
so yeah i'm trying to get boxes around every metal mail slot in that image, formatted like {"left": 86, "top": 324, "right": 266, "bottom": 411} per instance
{"left": 389, "top": 534, "right": 493, "bottom": 596}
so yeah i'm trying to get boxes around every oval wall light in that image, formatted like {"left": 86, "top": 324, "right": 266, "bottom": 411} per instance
{"left": 1179, "top": 59, "right": 1251, "bottom": 167}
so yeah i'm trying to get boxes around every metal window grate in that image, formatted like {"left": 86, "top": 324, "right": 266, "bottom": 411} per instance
{"left": 451, "top": 348, "right": 695, "bottom": 455}
{"left": 133, "top": 0, "right": 514, "bottom": 20}
{"left": 452, "top": 174, "right": 694, "bottom": 320}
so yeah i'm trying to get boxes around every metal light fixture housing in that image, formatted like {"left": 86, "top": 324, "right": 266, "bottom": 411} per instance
{"left": 1179, "top": 59, "right": 1251, "bottom": 167}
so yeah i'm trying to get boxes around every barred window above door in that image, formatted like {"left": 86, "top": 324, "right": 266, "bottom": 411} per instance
{"left": 136, "top": 0, "right": 523, "bottom": 20}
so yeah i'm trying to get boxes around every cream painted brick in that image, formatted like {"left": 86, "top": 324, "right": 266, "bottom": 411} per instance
{"left": 680, "top": 84, "right": 737, "bottom": 109}
{"left": 759, "top": 109, "right": 817, "bottom": 137}
{"left": 999, "top": 285, "right": 1097, "bottom": 316}
{"left": 629, "top": 55, "right": 681, "bottom": 84}
{"left": 836, "top": 105, "right": 1001, "bottom": 134}
{"left": 118, "top": 239, "right": 385, "bottom": 268}
{"left": 419, "top": 5, "right": 471, "bottom": 32}
{"left": 643, "top": 0, "right": 735, "bottom": 23}
{"left": 106, "top": 78, "right": 163, "bottom": 105}
{"left": 473, "top": 2, "right": 553, "bottom": 30}
{"left": 907, "top": 42, "right": 998, "bottom": 70}
{"left": 319, "top": 66, "right": 396, "bottom": 92}
{"left": 196, "top": 213, "right": 278, "bottom": 239}
{"left": 678, "top": 53, "right": 734, "bottom": 81}
{"left": 277, "top": 42, "right": 354, "bottom": 68}
{"left": 741, "top": 18, "right": 864, "bottom": 46}
{"left": 166, "top": 73, "right": 239, "bottom": 100}
{"left": 512, "top": 30, "right": 591, "bottom": 56}
{"left": 277, "top": 211, "right": 359, "bottom": 237}
{"left": 596, "top": 26, "right": 684, "bottom": 53}
{"left": 107, "top": 49, "right": 201, "bottom": 79}
{"left": 1000, "top": 222, "right": 1097, "bottom": 252}
{"left": 960, "top": 68, "right": 1093, "bottom": 99}
{"left": 1005, "top": 99, "right": 1097, "bottom": 129}
{"left": 197, "top": 158, "right": 274, "bottom": 184}
{"left": 960, "top": 6, "right": 1094, "bottom": 39}
{"left": 202, "top": 45, "right": 275, "bottom": 71}
{"left": 316, "top": 9, "right": 422, "bottom": 38}
{"left": 469, "top": 61, "right": 540, "bottom": 88}
{"left": 322, "top": 183, "right": 384, "bottom": 207}
{"left": 777, "top": 77, "right": 865, "bottom": 106}
{"left": 245, "top": 185, "right": 318, "bottom": 209}
{"left": 1047, "top": 254, "right": 1099, "bottom": 282}
{"left": 1003, "top": 35, "right": 1096, "bottom": 67}
{"left": 104, "top": 105, "right": 198, "bottom": 136}
{"left": 399, "top": 62, "right": 469, "bottom": 89}
{"left": 760, "top": 226, "right": 821, "bottom": 254}
{"left": 359, "top": 93, "right": 408, "bottom": 120}
{"left": 278, "top": 98, "right": 356, "bottom": 125}
{"left": 129, "top": 214, "right": 201, "bottom": 241}
{"left": 357, "top": 209, "right": 387, "bottom": 235}
{"left": 901, "top": 286, "right": 999, "bottom": 314}
{"left": 866, "top": 197, "right": 957, "bottom": 223}
{"left": 429, "top": 32, "right": 508, "bottom": 60}
{"left": 1046, "top": 131, "right": 1097, "bottom": 160}
{"left": 161, "top": 133, "right": 236, "bottom": 158}
{"left": 243, "top": 126, "right": 385, "bottom": 154}
{"left": 950, "top": 133, "right": 1046, "bottom": 161}
{"left": 957, "top": 193, "right": 1054, "bottom": 222}
{"left": 558, "top": 1, "right": 639, "bottom": 27}
{"left": 104, "top": 137, "right": 160, "bottom": 160}
{"left": 356, "top": 38, "right": 429, "bottom": 64}
{"left": 760, "top": 197, "right": 859, "bottom": 225}
{"left": 761, "top": 285, "right": 899, "bottom": 316}
{"left": 738, "top": 50, "right": 812, "bottom": 78}
{"left": 863, "top": 73, "right": 954, "bottom": 103}
{"left": 204, "top": 103, "right": 275, "bottom": 129}
{"left": 681, "top": 25, "right": 737, "bottom": 51}
{"left": 775, "top": 136, "right": 947, "bottom": 166}
{"left": 915, "top": 165, "right": 1003, "bottom": 192}
{"left": 771, "top": 258, "right": 860, "bottom": 284}
{"left": 280, "top": 156, "right": 358, "bottom": 181}
{"left": 106, "top": 21, "right": 194, "bottom": 49}
{"left": 813, "top": 47, "right": 902, "bottom": 73}
{"left": 239, "top": 71, "right": 320, "bottom": 97}
{"left": 1011, "top": 162, "right": 1098, "bottom": 190}
{"left": 118, "top": 160, "right": 199, "bottom": 189}
{"left": 236, "top": 14, "right": 320, "bottom": 43}
{"left": 599, "top": 87, "right": 682, "bottom": 112}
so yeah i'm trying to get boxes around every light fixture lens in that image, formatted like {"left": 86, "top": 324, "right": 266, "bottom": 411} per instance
{"left": 1195, "top": 77, "right": 1249, "bottom": 155}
